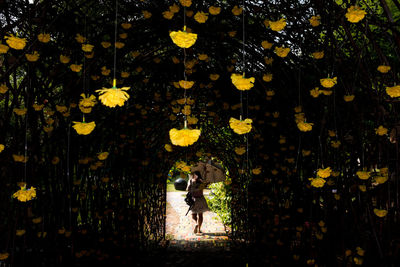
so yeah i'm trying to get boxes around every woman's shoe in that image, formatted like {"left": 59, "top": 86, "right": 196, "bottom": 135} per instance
{"left": 194, "top": 225, "right": 198, "bottom": 234}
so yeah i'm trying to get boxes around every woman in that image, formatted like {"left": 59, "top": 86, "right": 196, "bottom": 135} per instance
{"left": 186, "top": 171, "right": 210, "bottom": 234}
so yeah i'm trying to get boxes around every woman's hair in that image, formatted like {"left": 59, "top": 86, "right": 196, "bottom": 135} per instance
{"left": 193, "top": 171, "right": 202, "bottom": 181}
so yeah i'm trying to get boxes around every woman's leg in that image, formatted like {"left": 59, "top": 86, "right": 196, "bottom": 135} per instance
{"left": 192, "top": 213, "right": 198, "bottom": 233}
{"left": 197, "top": 213, "right": 203, "bottom": 232}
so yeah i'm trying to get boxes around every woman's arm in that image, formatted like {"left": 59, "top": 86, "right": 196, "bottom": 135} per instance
{"left": 186, "top": 179, "right": 192, "bottom": 191}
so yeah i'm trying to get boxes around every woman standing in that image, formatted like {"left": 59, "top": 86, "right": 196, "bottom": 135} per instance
{"left": 186, "top": 171, "right": 210, "bottom": 234}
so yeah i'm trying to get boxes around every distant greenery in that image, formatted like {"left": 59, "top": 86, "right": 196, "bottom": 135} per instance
{"left": 206, "top": 181, "right": 232, "bottom": 228}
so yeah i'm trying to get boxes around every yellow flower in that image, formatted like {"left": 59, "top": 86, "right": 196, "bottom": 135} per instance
{"left": 297, "top": 121, "right": 313, "bottom": 132}
{"left": 235, "top": 146, "right": 246, "bottom": 155}
{"left": 373, "top": 208, "right": 388, "bottom": 217}
{"left": 13, "top": 185, "right": 36, "bottom": 202}
{"left": 345, "top": 5, "right": 366, "bottom": 23}
{"left": 210, "top": 74, "right": 220, "bottom": 81}
{"left": 302, "top": 150, "right": 311, "bottom": 156}
{"left": 309, "top": 15, "right": 321, "bottom": 27}
{"left": 164, "top": 144, "right": 173, "bottom": 152}
{"left": 101, "top": 41, "right": 111, "bottom": 48}
{"left": 356, "top": 171, "right": 370, "bottom": 180}
{"left": 294, "top": 106, "right": 302, "bottom": 113}
{"left": 56, "top": 105, "right": 67, "bottom": 113}
{"left": 115, "top": 42, "right": 125, "bottom": 49}
{"left": 187, "top": 116, "right": 198, "bottom": 125}
{"left": 374, "top": 176, "right": 388, "bottom": 184}
{"left": 13, "top": 107, "right": 27, "bottom": 116}
{"left": 121, "top": 72, "right": 130, "bottom": 78}
{"left": 261, "top": 40, "right": 273, "bottom": 49}
{"left": 266, "top": 90, "right": 275, "bottom": 97}
{"left": 194, "top": 12, "right": 208, "bottom": 23}
{"left": 320, "top": 90, "right": 332, "bottom": 96}
{"left": 101, "top": 66, "right": 110, "bottom": 76}
{"left": 142, "top": 10, "right": 152, "bottom": 19}
{"left": 82, "top": 44, "right": 94, "bottom": 52}
{"left": 181, "top": 105, "right": 191, "bottom": 115}
{"left": 38, "top": 33, "right": 50, "bottom": 43}
{"left": 228, "top": 31, "right": 237, "bottom": 37}
{"left": 375, "top": 125, "right": 388, "bottom": 136}
{"left": 70, "top": 64, "right": 82, "bottom": 72}
{"left": 377, "top": 65, "right": 390, "bottom": 73}
{"left": 309, "top": 177, "right": 326, "bottom": 188}
{"left": 274, "top": 47, "right": 290, "bottom": 57}
{"left": 75, "top": 34, "right": 86, "bottom": 43}
{"left": 344, "top": 95, "right": 355, "bottom": 102}
{"left": 179, "top": 0, "right": 192, "bottom": 7}
{"left": 16, "top": 229, "right": 26, "bottom": 236}
{"left": 79, "top": 94, "right": 97, "bottom": 113}
{"left": 263, "top": 73, "right": 273, "bottom": 82}
{"left": 25, "top": 51, "right": 39, "bottom": 62}
{"left": 310, "top": 87, "right": 320, "bottom": 98}
{"left": 163, "top": 11, "right": 174, "bottom": 20}
{"left": 72, "top": 121, "right": 96, "bottom": 135}
{"left": 231, "top": 73, "right": 255, "bottom": 90}
{"left": 0, "top": 83, "right": 9, "bottom": 94}
{"left": 0, "top": 144, "right": 4, "bottom": 153}
{"left": 121, "top": 22, "right": 132, "bottom": 29}
{"left": 0, "top": 43, "right": 9, "bottom": 53}
{"left": 312, "top": 51, "right": 324, "bottom": 59}
{"left": 51, "top": 156, "right": 59, "bottom": 165}
{"left": 60, "top": 55, "right": 70, "bottom": 64}
{"left": 209, "top": 6, "right": 221, "bottom": 15}
{"left": 97, "top": 152, "right": 109, "bottom": 160}
{"left": 0, "top": 252, "right": 9, "bottom": 260}
{"left": 179, "top": 80, "right": 195, "bottom": 89}
{"left": 169, "top": 4, "right": 180, "bottom": 13}
{"left": 320, "top": 77, "right": 337, "bottom": 88}
{"left": 229, "top": 117, "right": 252, "bottom": 135}
{"left": 331, "top": 140, "right": 341, "bottom": 148}
{"left": 232, "top": 5, "right": 243, "bottom": 16}
{"left": 317, "top": 167, "right": 332, "bottom": 178}
{"left": 13, "top": 154, "right": 27, "bottom": 163}
{"left": 268, "top": 18, "right": 286, "bottom": 31}
{"left": 328, "top": 130, "right": 336, "bottom": 137}
{"left": 5, "top": 34, "right": 27, "bottom": 50}
{"left": 170, "top": 28, "right": 198, "bottom": 48}
{"left": 119, "top": 33, "right": 128, "bottom": 39}
{"left": 252, "top": 167, "right": 262, "bottom": 175}
{"left": 198, "top": 54, "right": 208, "bottom": 60}
{"left": 96, "top": 83, "right": 130, "bottom": 108}
{"left": 169, "top": 128, "right": 201, "bottom": 147}
{"left": 386, "top": 85, "right": 400, "bottom": 98}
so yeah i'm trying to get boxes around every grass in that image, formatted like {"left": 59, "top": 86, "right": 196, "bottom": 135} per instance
{"left": 167, "top": 182, "right": 186, "bottom": 192}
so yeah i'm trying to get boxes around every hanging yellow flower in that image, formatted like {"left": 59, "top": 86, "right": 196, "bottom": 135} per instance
{"left": 345, "top": 5, "right": 366, "bottom": 23}
{"left": 164, "top": 144, "right": 173, "bottom": 152}
{"left": 376, "top": 65, "right": 390, "bottom": 73}
{"left": 302, "top": 150, "right": 311, "bottom": 156}
{"left": 356, "top": 171, "right": 370, "bottom": 180}
{"left": 181, "top": 105, "right": 191, "bottom": 115}
{"left": 60, "top": 55, "right": 70, "bottom": 64}
{"left": 13, "top": 184, "right": 36, "bottom": 202}
{"left": 309, "top": 15, "right": 321, "bottom": 27}
{"left": 229, "top": 117, "right": 252, "bottom": 135}
{"left": 37, "top": 33, "right": 50, "bottom": 43}
{"left": 252, "top": 167, "right": 262, "bottom": 175}
{"left": 96, "top": 80, "right": 130, "bottom": 108}
{"left": 101, "top": 41, "right": 111, "bottom": 48}
{"left": 70, "top": 64, "right": 82, "bottom": 72}
{"left": 101, "top": 66, "right": 111, "bottom": 76}
{"left": 375, "top": 125, "right": 388, "bottom": 136}
{"left": 72, "top": 121, "right": 96, "bottom": 135}
{"left": 0, "top": 252, "right": 9, "bottom": 260}
{"left": 374, "top": 176, "right": 388, "bottom": 184}
{"left": 179, "top": 0, "right": 192, "bottom": 7}
{"left": 163, "top": 10, "right": 174, "bottom": 20}
{"left": 121, "top": 22, "right": 132, "bottom": 29}
{"left": 297, "top": 121, "right": 313, "bottom": 132}
{"left": 169, "top": 4, "right": 180, "bottom": 13}
{"left": 142, "top": 10, "right": 152, "bottom": 19}
{"left": 13, "top": 107, "right": 27, "bottom": 116}
{"left": 169, "top": 127, "right": 201, "bottom": 147}
{"left": 263, "top": 73, "right": 273, "bottom": 82}
{"left": 312, "top": 51, "right": 324, "bottom": 59}
{"left": 0, "top": 144, "right": 4, "bottom": 153}
{"left": 82, "top": 44, "right": 94, "bottom": 53}
{"left": 198, "top": 54, "right": 208, "bottom": 60}
{"left": 261, "top": 40, "right": 273, "bottom": 49}
{"left": 97, "top": 152, "right": 109, "bottom": 160}
{"left": 274, "top": 47, "right": 290, "bottom": 57}
{"left": 79, "top": 94, "right": 97, "bottom": 113}
{"left": 170, "top": 28, "right": 198, "bottom": 48}
{"left": 5, "top": 34, "right": 27, "bottom": 50}
{"left": 194, "top": 11, "right": 208, "bottom": 23}
{"left": 317, "top": 167, "right": 332, "bottom": 178}
{"left": 386, "top": 85, "right": 400, "bottom": 98}
{"left": 344, "top": 95, "right": 355, "bottom": 102}
{"left": 25, "top": 51, "right": 39, "bottom": 62}
{"left": 320, "top": 77, "right": 337, "bottom": 88}
{"left": 179, "top": 80, "right": 195, "bottom": 89}
{"left": 13, "top": 154, "right": 27, "bottom": 163}
{"left": 0, "top": 83, "right": 8, "bottom": 94}
{"left": 209, "top": 6, "right": 221, "bottom": 15}
{"left": 331, "top": 140, "right": 341, "bottom": 148}
{"left": 231, "top": 73, "right": 255, "bottom": 91}
{"left": 115, "top": 42, "right": 125, "bottom": 49}
{"left": 232, "top": 5, "right": 243, "bottom": 16}
{"left": 75, "top": 34, "right": 86, "bottom": 43}
{"left": 210, "top": 74, "right": 220, "bottom": 81}
{"left": 268, "top": 18, "right": 286, "bottom": 31}
{"left": 187, "top": 116, "right": 198, "bottom": 125}
{"left": 309, "top": 177, "right": 326, "bottom": 188}
{"left": 373, "top": 208, "right": 388, "bottom": 218}
{"left": 235, "top": 146, "right": 246, "bottom": 155}
{"left": 0, "top": 43, "right": 9, "bottom": 53}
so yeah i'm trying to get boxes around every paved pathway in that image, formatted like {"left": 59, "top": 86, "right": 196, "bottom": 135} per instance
{"left": 165, "top": 191, "right": 231, "bottom": 251}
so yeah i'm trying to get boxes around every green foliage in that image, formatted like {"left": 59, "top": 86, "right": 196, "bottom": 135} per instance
{"left": 206, "top": 182, "right": 232, "bottom": 227}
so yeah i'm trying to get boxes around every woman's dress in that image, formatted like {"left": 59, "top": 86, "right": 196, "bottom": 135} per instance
{"left": 186, "top": 179, "right": 210, "bottom": 214}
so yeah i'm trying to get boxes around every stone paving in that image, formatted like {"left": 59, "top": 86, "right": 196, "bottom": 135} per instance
{"left": 165, "top": 190, "right": 231, "bottom": 251}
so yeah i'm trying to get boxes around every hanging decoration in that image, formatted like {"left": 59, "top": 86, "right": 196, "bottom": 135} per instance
{"left": 229, "top": 117, "right": 252, "bottom": 135}
{"left": 169, "top": 26, "right": 197, "bottom": 48}
{"left": 231, "top": 73, "right": 255, "bottom": 91}
{"left": 72, "top": 119, "right": 96, "bottom": 135}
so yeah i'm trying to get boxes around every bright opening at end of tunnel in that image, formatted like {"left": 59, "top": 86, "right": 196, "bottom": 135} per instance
{"left": 165, "top": 157, "right": 232, "bottom": 250}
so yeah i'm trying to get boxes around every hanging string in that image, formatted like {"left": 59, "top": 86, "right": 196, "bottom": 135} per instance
{"left": 113, "top": 0, "right": 119, "bottom": 85}
{"left": 183, "top": 6, "right": 187, "bottom": 128}
{"left": 24, "top": 67, "right": 30, "bottom": 183}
